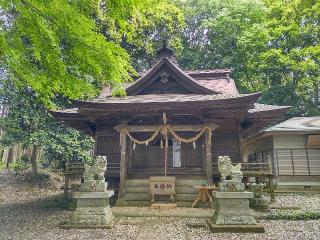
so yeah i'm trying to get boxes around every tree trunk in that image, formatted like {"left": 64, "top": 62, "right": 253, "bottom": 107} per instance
{"left": 30, "top": 145, "right": 40, "bottom": 174}
{"left": 5, "top": 147, "right": 14, "bottom": 168}
{"left": 0, "top": 148, "right": 4, "bottom": 165}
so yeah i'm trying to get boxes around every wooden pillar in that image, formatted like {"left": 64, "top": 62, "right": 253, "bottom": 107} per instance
{"left": 119, "top": 130, "right": 127, "bottom": 199}
{"left": 205, "top": 128, "right": 213, "bottom": 185}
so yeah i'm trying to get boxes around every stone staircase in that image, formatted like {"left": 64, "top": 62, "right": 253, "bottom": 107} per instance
{"left": 117, "top": 178, "right": 207, "bottom": 207}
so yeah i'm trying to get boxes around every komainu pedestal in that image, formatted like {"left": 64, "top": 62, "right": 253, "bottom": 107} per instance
{"left": 209, "top": 156, "right": 265, "bottom": 233}
{"left": 62, "top": 156, "right": 115, "bottom": 229}
{"left": 213, "top": 191, "right": 256, "bottom": 225}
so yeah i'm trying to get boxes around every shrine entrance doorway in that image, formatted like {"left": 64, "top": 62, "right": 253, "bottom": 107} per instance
{"left": 128, "top": 134, "right": 205, "bottom": 176}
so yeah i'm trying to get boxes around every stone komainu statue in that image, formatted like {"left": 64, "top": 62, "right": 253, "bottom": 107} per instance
{"left": 83, "top": 155, "right": 107, "bottom": 180}
{"left": 218, "top": 156, "right": 243, "bottom": 182}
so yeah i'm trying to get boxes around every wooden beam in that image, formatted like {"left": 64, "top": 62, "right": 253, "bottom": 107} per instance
{"left": 205, "top": 129, "right": 213, "bottom": 185}
{"left": 114, "top": 123, "right": 219, "bottom": 132}
{"left": 119, "top": 129, "right": 127, "bottom": 199}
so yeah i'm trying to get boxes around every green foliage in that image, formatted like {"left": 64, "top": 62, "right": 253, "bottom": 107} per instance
{"left": 264, "top": 210, "right": 320, "bottom": 220}
{"left": 11, "top": 155, "right": 29, "bottom": 172}
{"left": 0, "top": 0, "right": 184, "bottom": 107}
{"left": 176, "top": 0, "right": 320, "bottom": 116}
{"left": 0, "top": 77, "right": 94, "bottom": 169}
{"left": 1, "top": 0, "right": 319, "bottom": 175}
{"left": 0, "top": 0, "right": 186, "bottom": 171}
{"left": 118, "top": 0, "right": 185, "bottom": 70}
{"left": 0, "top": 0, "right": 138, "bottom": 107}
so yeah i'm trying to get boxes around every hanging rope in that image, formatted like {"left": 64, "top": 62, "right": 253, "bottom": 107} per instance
{"left": 120, "top": 125, "right": 212, "bottom": 147}
{"left": 168, "top": 126, "right": 212, "bottom": 144}
{"left": 120, "top": 127, "right": 162, "bottom": 146}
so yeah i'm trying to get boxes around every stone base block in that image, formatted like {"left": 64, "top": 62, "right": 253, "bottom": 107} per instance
{"left": 218, "top": 180, "right": 245, "bottom": 192}
{"left": 66, "top": 206, "right": 115, "bottom": 227}
{"left": 79, "top": 180, "right": 108, "bottom": 192}
{"left": 213, "top": 192, "right": 257, "bottom": 225}
{"left": 64, "top": 189, "right": 115, "bottom": 229}
{"left": 208, "top": 221, "right": 265, "bottom": 233}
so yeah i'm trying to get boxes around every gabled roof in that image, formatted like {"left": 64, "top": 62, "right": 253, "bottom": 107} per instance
{"left": 126, "top": 57, "right": 217, "bottom": 95}
{"left": 266, "top": 117, "right": 320, "bottom": 132}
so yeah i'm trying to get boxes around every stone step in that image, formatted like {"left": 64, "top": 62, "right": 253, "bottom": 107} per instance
{"left": 116, "top": 200, "right": 195, "bottom": 208}
{"left": 125, "top": 179, "right": 149, "bottom": 187}
{"left": 125, "top": 185, "right": 199, "bottom": 194}
{"left": 125, "top": 186, "right": 149, "bottom": 193}
{"left": 125, "top": 178, "right": 207, "bottom": 187}
{"left": 124, "top": 193, "right": 198, "bottom": 202}
{"left": 123, "top": 178, "right": 207, "bottom": 205}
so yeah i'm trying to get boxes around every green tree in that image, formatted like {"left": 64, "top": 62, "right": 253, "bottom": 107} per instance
{"left": 0, "top": 77, "right": 94, "bottom": 173}
{"left": 176, "top": 0, "right": 320, "bottom": 116}
{"left": 0, "top": 0, "right": 185, "bottom": 107}
{"left": 0, "top": 0, "right": 185, "bottom": 173}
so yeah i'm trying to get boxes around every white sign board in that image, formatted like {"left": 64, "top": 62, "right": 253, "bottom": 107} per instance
{"left": 172, "top": 139, "right": 181, "bottom": 167}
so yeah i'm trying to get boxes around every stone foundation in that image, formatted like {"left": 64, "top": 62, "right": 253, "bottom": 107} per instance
{"left": 213, "top": 192, "right": 257, "bottom": 225}
{"left": 62, "top": 180, "right": 115, "bottom": 229}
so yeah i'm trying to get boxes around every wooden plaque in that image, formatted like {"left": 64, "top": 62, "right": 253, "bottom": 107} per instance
{"left": 149, "top": 176, "right": 176, "bottom": 195}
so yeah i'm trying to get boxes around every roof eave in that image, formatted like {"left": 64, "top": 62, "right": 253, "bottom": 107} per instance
{"left": 73, "top": 93, "right": 261, "bottom": 110}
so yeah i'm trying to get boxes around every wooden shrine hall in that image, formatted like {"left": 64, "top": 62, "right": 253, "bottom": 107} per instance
{"left": 52, "top": 42, "right": 289, "bottom": 205}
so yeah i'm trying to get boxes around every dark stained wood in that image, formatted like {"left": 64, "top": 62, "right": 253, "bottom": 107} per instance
{"left": 127, "top": 132, "right": 205, "bottom": 175}
{"left": 139, "top": 75, "right": 193, "bottom": 95}
{"left": 126, "top": 58, "right": 216, "bottom": 95}
{"left": 213, "top": 134, "right": 241, "bottom": 164}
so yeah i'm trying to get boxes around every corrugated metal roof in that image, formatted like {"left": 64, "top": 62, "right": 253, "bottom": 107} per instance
{"left": 266, "top": 117, "right": 320, "bottom": 132}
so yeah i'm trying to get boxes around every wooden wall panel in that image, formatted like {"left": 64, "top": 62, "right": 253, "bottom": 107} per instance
{"left": 95, "top": 134, "right": 121, "bottom": 171}
{"left": 213, "top": 134, "right": 241, "bottom": 163}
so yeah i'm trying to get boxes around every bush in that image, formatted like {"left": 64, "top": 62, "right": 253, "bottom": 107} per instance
{"left": 11, "top": 155, "right": 29, "bottom": 172}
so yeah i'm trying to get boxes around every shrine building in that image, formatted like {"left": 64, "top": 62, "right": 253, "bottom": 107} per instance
{"left": 52, "top": 42, "right": 289, "bottom": 205}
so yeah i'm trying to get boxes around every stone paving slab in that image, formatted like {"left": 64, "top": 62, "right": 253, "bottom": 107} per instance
{"left": 112, "top": 206, "right": 214, "bottom": 218}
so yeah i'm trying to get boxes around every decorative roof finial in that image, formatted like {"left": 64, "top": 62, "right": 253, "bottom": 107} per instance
{"left": 155, "top": 39, "right": 177, "bottom": 64}
{"left": 162, "top": 39, "right": 167, "bottom": 48}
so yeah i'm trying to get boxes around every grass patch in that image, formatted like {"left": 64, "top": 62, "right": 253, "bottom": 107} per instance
{"left": 263, "top": 211, "right": 320, "bottom": 220}
{"left": 270, "top": 206, "right": 301, "bottom": 210}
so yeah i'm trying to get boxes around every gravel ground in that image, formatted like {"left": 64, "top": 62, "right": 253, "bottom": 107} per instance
{"left": 1, "top": 170, "right": 320, "bottom": 240}
{"left": 269, "top": 193, "right": 320, "bottom": 211}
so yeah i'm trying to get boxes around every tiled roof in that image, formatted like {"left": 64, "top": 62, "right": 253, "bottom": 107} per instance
{"left": 195, "top": 78, "right": 238, "bottom": 94}
{"left": 185, "top": 69, "right": 232, "bottom": 75}
{"left": 79, "top": 93, "right": 260, "bottom": 105}
{"left": 248, "top": 103, "right": 290, "bottom": 114}
{"left": 266, "top": 117, "right": 320, "bottom": 132}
